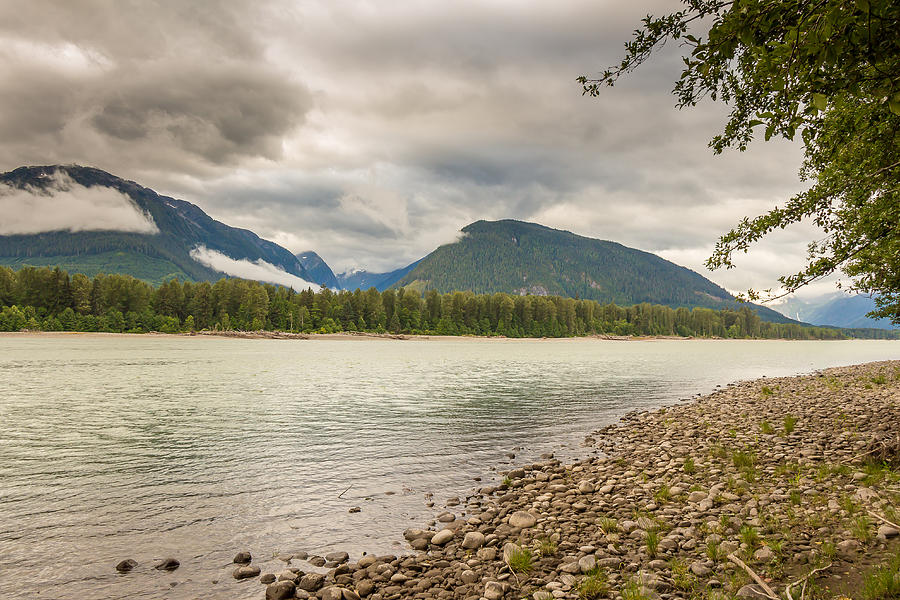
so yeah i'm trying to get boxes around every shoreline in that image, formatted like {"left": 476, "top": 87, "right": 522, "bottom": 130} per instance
{"left": 237, "top": 360, "right": 900, "bottom": 600}
{"left": 0, "top": 330, "right": 884, "bottom": 342}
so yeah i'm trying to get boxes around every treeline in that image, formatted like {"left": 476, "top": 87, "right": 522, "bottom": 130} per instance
{"left": 0, "top": 266, "right": 891, "bottom": 339}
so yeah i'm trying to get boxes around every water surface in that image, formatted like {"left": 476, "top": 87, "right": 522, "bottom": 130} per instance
{"left": 0, "top": 335, "right": 897, "bottom": 599}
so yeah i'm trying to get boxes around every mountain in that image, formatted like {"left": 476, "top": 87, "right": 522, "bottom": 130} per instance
{"left": 336, "top": 260, "right": 422, "bottom": 291}
{"left": 296, "top": 250, "right": 339, "bottom": 288}
{"left": 0, "top": 165, "right": 314, "bottom": 286}
{"left": 392, "top": 219, "right": 795, "bottom": 322}
{"left": 773, "top": 293, "right": 895, "bottom": 329}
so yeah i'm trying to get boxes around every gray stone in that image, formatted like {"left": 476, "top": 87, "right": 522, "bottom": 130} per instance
{"left": 736, "top": 584, "right": 771, "bottom": 599}
{"left": 234, "top": 551, "right": 252, "bottom": 564}
{"left": 509, "top": 511, "right": 537, "bottom": 528}
{"left": 877, "top": 524, "right": 900, "bottom": 539}
{"left": 357, "top": 580, "right": 375, "bottom": 597}
{"left": 116, "top": 559, "right": 138, "bottom": 573}
{"left": 484, "top": 581, "right": 505, "bottom": 600}
{"left": 462, "top": 531, "right": 485, "bottom": 549}
{"left": 753, "top": 546, "right": 775, "bottom": 563}
{"left": 533, "top": 592, "right": 553, "bottom": 600}
{"left": 578, "top": 555, "right": 597, "bottom": 573}
{"left": 326, "top": 551, "right": 349, "bottom": 564}
{"left": 431, "top": 529, "right": 454, "bottom": 545}
{"left": 461, "top": 569, "right": 479, "bottom": 584}
{"left": 689, "top": 562, "right": 711, "bottom": 577}
{"left": 342, "top": 589, "right": 361, "bottom": 600}
{"left": 320, "top": 586, "right": 343, "bottom": 600}
{"left": 298, "top": 573, "right": 326, "bottom": 592}
{"left": 688, "top": 491, "right": 707, "bottom": 503}
{"left": 233, "top": 565, "right": 261, "bottom": 580}
{"left": 578, "top": 480, "right": 595, "bottom": 494}
{"left": 154, "top": 558, "right": 179, "bottom": 571}
{"left": 265, "top": 580, "right": 296, "bottom": 600}
{"left": 358, "top": 555, "right": 377, "bottom": 568}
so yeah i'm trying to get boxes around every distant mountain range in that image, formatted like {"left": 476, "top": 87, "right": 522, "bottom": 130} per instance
{"left": 772, "top": 293, "right": 894, "bottom": 329}
{"left": 2, "top": 165, "right": 803, "bottom": 324}
{"left": 0, "top": 165, "right": 314, "bottom": 286}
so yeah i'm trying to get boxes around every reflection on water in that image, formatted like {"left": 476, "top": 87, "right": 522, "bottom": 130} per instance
{"left": 0, "top": 335, "right": 896, "bottom": 600}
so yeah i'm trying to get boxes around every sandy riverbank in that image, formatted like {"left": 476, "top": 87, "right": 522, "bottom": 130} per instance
{"left": 241, "top": 361, "right": 900, "bottom": 600}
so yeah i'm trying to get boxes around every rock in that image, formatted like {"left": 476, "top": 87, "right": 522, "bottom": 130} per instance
{"left": 877, "top": 524, "right": 900, "bottom": 539}
{"left": 578, "top": 480, "right": 595, "bottom": 494}
{"left": 431, "top": 529, "right": 454, "bottom": 545}
{"left": 357, "top": 580, "right": 376, "bottom": 597}
{"left": 154, "top": 558, "right": 179, "bottom": 571}
{"left": 298, "top": 573, "right": 326, "bottom": 592}
{"left": 484, "top": 581, "right": 505, "bottom": 600}
{"left": 687, "top": 491, "right": 707, "bottom": 502}
{"left": 261, "top": 573, "right": 276, "bottom": 584}
{"left": 737, "top": 584, "right": 771, "bottom": 599}
{"left": 326, "top": 551, "right": 350, "bottom": 564}
{"left": 308, "top": 556, "right": 326, "bottom": 567}
{"left": 462, "top": 531, "right": 486, "bottom": 549}
{"left": 233, "top": 551, "right": 252, "bottom": 564}
{"left": 266, "top": 581, "right": 296, "bottom": 600}
{"left": 403, "top": 528, "right": 430, "bottom": 541}
{"left": 690, "top": 561, "right": 712, "bottom": 577}
{"left": 461, "top": 569, "right": 479, "bottom": 584}
{"left": 358, "top": 555, "right": 377, "bottom": 568}
{"left": 115, "top": 559, "right": 138, "bottom": 573}
{"left": 578, "top": 555, "right": 597, "bottom": 573}
{"left": 508, "top": 468, "right": 526, "bottom": 479}
{"left": 320, "top": 586, "right": 344, "bottom": 600}
{"left": 349, "top": 506, "right": 361, "bottom": 513}
{"left": 277, "top": 570, "right": 298, "bottom": 582}
{"left": 342, "top": 589, "right": 361, "bottom": 600}
{"left": 533, "top": 592, "right": 553, "bottom": 600}
{"left": 509, "top": 511, "right": 537, "bottom": 528}
{"left": 410, "top": 538, "right": 428, "bottom": 550}
{"left": 837, "top": 539, "right": 860, "bottom": 557}
{"left": 559, "top": 561, "right": 580, "bottom": 574}
{"left": 233, "top": 565, "right": 261, "bottom": 580}
{"left": 753, "top": 546, "right": 775, "bottom": 563}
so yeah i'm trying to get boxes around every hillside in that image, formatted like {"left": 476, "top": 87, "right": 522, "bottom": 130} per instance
{"left": 0, "top": 165, "right": 313, "bottom": 286}
{"left": 393, "top": 219, "right": 795, "bottom": 322}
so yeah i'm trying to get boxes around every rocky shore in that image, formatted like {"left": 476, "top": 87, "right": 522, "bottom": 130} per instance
{"left": 123, "top": 361, "right": 900, "bottom": 599}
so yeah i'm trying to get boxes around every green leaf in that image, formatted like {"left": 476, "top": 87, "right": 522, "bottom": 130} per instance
{"left": 889, "top": 97, "right": 900, "bottom": 116}
{"left": 812, "top": 93, "right": 828, "bottom": 111}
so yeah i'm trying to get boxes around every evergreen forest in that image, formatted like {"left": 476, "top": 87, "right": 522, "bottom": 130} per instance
{"left": 1, "top": 266, "right": 894, "bottom": 340}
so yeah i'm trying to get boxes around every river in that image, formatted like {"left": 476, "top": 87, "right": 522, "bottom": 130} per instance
{"left": 0, "top": 334, "right": 897, "bottom": 599}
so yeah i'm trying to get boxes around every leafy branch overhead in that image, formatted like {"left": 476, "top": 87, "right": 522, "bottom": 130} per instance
{"left": 580, "top": 0, "right": 900, "bottom": 322}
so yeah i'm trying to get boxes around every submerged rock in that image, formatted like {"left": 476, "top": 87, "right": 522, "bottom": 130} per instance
{"left": 115, "top": 559, "right": 138, "bottom": 573}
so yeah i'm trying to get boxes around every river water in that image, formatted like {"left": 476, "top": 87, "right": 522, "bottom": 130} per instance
{"left": 0, "top": 334, "right": 897, "bottom": 599}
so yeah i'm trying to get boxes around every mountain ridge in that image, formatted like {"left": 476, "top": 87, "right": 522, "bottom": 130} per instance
{"left": 0, "top": 165, "right": 314, "bottom": 286}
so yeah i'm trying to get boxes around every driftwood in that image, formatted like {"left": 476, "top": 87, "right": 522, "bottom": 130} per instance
{"left": 784, "top": 563, "right": 831, "bottom": 600}
{"left": 867, "top": 510, "right": 900, "bottom": 530}
{"left": 727, "top": 553, "right": 778, "bottom": 599}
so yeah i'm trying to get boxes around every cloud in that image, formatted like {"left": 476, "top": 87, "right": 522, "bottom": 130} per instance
{"left": 0, "top": 170, "right": 158, "bottom": 235}
{"left": 0, "top": 1, "right": 830, "bottom": 295}
{"left": 190, "top": 245, "right": 320, "bottom": 291}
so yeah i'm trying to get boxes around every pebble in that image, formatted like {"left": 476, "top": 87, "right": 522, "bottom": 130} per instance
{"left": 154, "top": 558, "right": 179, "bottom": 571}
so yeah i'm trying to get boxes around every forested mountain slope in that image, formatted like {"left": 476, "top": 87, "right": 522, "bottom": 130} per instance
{"left": 394, "top": 219, "right": 794, "bottom": 322}
{"left": 0, "top": 165, "right": 312, "bottom": 286}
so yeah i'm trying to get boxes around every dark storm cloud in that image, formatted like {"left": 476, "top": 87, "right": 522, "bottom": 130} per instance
{"left": 0, "top": 0, "right": 816, "bottom": 292}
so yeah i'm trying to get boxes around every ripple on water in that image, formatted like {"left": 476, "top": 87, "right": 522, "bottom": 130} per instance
{"left": 0, "top": 336, "right": 897, "bottom": 600}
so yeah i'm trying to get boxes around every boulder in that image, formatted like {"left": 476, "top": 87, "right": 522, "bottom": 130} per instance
{"left": 233, "top": 551, "right": 252, "bottom": 564}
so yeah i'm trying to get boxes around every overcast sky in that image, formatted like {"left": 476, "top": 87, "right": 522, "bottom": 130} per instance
{"left": 0, "top": 0, "right": 838, "bottom": 296}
